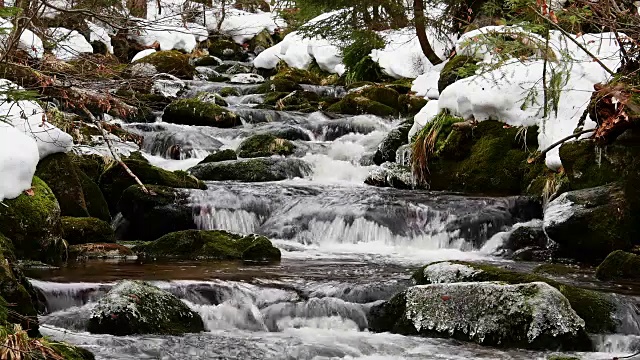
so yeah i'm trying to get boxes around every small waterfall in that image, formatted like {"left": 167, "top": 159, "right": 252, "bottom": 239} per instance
{"left": 261, "top": 297, "right": 369, "bottom": 331}
{"left": 29, "top": 280, "right": 113, "bottom": 313}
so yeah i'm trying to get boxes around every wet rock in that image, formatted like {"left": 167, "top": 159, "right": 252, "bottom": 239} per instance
{"left": 237, "top": 134, "right": 296, "bottom": 158}
{"left": 61, "top": 217, "right": 115, "bottom": 245}
{"left": 152, "top": 74, "right": 186, "bottom": 98}
{"left": 359, "top": 86, "right": 400, "bottom": 110}
{"left": 398, "top": 94, "right": 428, "bottom": 116}
{"left": 208, "top": 37, "right": 245, "bottom": 61}
{"left": 36, "top": 153, "right": 110, "bottom": 221}
{"left": 256, "top": 78, "right": 303, "bottom": 93}
{"left": 162, "top": 98, "right": 241, "bottom": 128}
{"left": 189, "top": 157, "right": 312, "bottom": 182}
{"left": 596, "top": 250, "right": 640, "bottom": 281}
{"left": 230, "top": 73, "right": 265, "bottom": 84}
{"left": 438, "top": 55, "right": 479, "bottom": 93}
{"left": 249, "top": 29, "right": 274, "bottom": 53}
{"left": 364, "top": 163, "right": 414, "bottom": 189}
{"left": 225, "top": 63, "right": 253, "bottom": 75}
{"left": 135, "top": 229, "right": 281, "bottom": 262}
{"left": 543, "top": 184, "right": 635, "bottom": 264}
{"left": 194, "top": 66, "right": 227, "bottom": 82}
{"left": 88, "top": 280, "right": 205, "bottom": 335}
{"left": 373, "top": 120, "right": 413, "bottom": 165}
{"left": 499, "top": 221, "right": 547, "bottom": 253}
{"left": 412, "top": 261, "right": 618, "bottom": 334}
{"left": 195, "top": 92, "right": 228, "bottom": 106}
{"left": 219, "top": 87, "right": 240, "bottom": 97}
{"left": 193, "top": 55, "right": 223, "bottom": 67}
{"left": 118, "top": 185, "right": 195, "bottom": 242}
{"left": 0, "top": 177, "right": 66, "bottom": 263}
{"left": 198, "top": 149, "right": 238, "bottom": 164}
{"left": 99, "top": 158, "right": 206, "bottom": 213}
{"left": 69, "top": 243, "right": 134, "bottom": 259}
{"left": 369, "top": 281, "right": 591, "bottom": 351}
{"left": 133, "top": 50, "right": 195, "bottom": 79}
{"left": 327, "top": 94, "right": 397, "bottom": 117}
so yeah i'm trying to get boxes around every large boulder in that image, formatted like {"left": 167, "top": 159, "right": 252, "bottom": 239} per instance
{"left": 88, "top": 280, "right": 204, "bottom": 335}
{"left": 133, "top": 50, "right": 195, "bottom": 79}
{"left": 36, "top": 153, "right": 111, "bottom": 221}
{"left": 369, "top": 281, "right": 590, "bottom": 350}
{"left": 135, "top": 230, "right": 281, "bottom": 262}
{"left": 99, "top": 158, "right": 206, "bottom": 213}
{"left": 237, "top": 134, "right": 296, "bottom": 158}
{"left": 198, "top": 149, "right": 238, "bottom": 164}
{"left": 596, "top": 250, "right": 640, "bottom": 281}
{"left": 118, "top": 185, "right": 195, "bottom": 241}
{"left": 373, "top": 120, "right": 412, "bottom": 165}
{"left": 61, "top": 217, "right": 115, "bottom": 245}
{"left": 543, "top": 184, "right": 636, "bottom": 263}
{"left": 412, "top": 261, "right": 618, "bottom": 334}
{"left": 162, "top": 98, "right": 241, "bottom": 128}
{"left": 189, "top": 157, "right": 312, "bottom": 182}
{"left": 328, "top": 95, "right": 397, "bottom": 117}
{"left": 0, "top": 177, "right": 66, "bottom": 262}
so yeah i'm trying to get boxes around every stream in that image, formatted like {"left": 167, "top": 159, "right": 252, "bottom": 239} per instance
{"left": 25, "top": 67, "right": 640, "bottom": 359}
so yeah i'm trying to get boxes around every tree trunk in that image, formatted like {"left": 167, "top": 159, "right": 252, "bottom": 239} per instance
{"left": 414, "top": 0, "right": 443, "bottom": 65}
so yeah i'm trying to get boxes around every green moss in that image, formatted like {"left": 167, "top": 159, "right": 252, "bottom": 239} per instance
{"left": 162, "top": 98, "right": 240, "bottom": 128}
{"left": 328, "top": 95, "right": 397, "bottom": 117}
{"left": 398, "top": 94, "right": 428, "bottom": 116}
{"left": 256, "top": 78, "right": 303, "bottom": 93}
{"left": 99, "top": 159, "right": 206, "bottom": 213}
{"left": 137, "top": 230, "right": 281, "bottom": 262}
{"left": 596, "top": 250, "right": 640, "bottom": 281}
{"left": 208, "top": 37, "right": 244, "bottom": 60}
{"left": 0, "top": 238, "right": 39, "bottom": 334}
{"left": 0, "top": 177, "right": 65, "bottom": 263}
{"left": 189, "top": 157, "right": 311, "bottom": 182}
{"left": 198, "top": 149, "right": 238, "bottom": 164}
{"left": 134, "top": 50, "right": 195, "bottom": 79}
{"left": 77, "top": 170, "right": 111, "bottom": 222}
{"left": 237, "top": 134, "right": 296, "bottom": 158}
{"left": 250, "top": 29, "right": 274, "bottom": 50}
{"left": 272, "top": 66, "right": 321, "bottom": 85}
{"left": 414, "top": 261, "right": 618, "bottom": 334}
{"left": 438, "top": 55, "right": 479, "bottom": 93}
{"left": 219, "top": 87, "right": 241, "bottom": 97}
{"left": 48, "top": 342, "right": 95, "bottom": 359}
{"left": 61, "top": 217, "right": 115, "bottom": 245}
{"left": 359, "top": 86, "right": 400, "bottom": 110}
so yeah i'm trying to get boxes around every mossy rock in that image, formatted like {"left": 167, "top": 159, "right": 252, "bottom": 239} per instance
{"left": 99, "top": 159, "right": 206, "bottom": 213}
{"left": 136, "top": 229, "right": 281, "bottom": 262}
{"left": 438, "top": 55, "right": 479, "bottom": 93}
{"left": 219, "top": 87, "right": 241, "bottom": 97}
{"left": 250, "top": 29, "right": 274, "bottom": 52}
{"left": 237, "top": 134, "right": 296, "bottom": 158}
{"left": 413, "top": 261, "right": 618, "bottom": 334}
{"left": 373, "top": 120, "right": 412, "bottom": 165}
{"left": 0, "top": 177, "right": 65, "bottom": 263}
{"left": 359, "top": 86, "right": 401, "bottom": 111}
{"left": 61, "top": 217, "right": 115, "bottom": 245}
{"left": 163, "top": 98, "right": 241, "bottom": 128}
{"left": 69, "top": 242, "right": 134, "bottom": 259}
{"left": 595, "top": 250, "right": 640, "bottom": 281}
{"left": 195, "top": 92, "right": 228, "bottom": 106}
{"left": 193, "top": 55, "right": 222, "bottom": 67}
{"left": 256, "top": 78, "right": 303, "bottom": 93}
{"left": 423, "top": 120, "right": 542, "bottom": 195}
{"left": 47, "top": 342, "right": 95, "bottom": 360}
{"left": 134, "top": 50, "right": 195, "bottom": 79}
{"left": 533, "top": 264, "right": 580, "bottom": 276}
{"left": 88, "top": 280, "right": 205, "bottom": 335}
{"left": 118, "top": 185, "right": 195, "bottom": 241}
{"left": 328, "top": 95, "right": 397, "bottom": 117}
{"left": 198, "top": 149, "right": 238, "bottom": 164}
{"left": 189, "top": 157, "right": 312, "bottom": 182}
{"left": 398, "top": 94, "right": 428, "bottom": 116}
{"left": 272, "top": 66, "right": 321, "bottom": 85}
{"left": 36, "top": 153, "right": 111, "bottom": 221}
{"left": 208, "top": 37, "right": 244, "bottom": 61}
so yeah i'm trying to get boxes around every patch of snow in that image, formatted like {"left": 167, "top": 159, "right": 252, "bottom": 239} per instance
{"left": 131, "top": 49, "right": 157, "bottom": 63}
{"left": 421, "top": 261, "right": 481, "bottom": 283}
{"left": 0, "top": 19, "right": 44, "bottom": 59}
{"left": 0, "top": 125, "right": 39, "bottom": 201}
{"left": 48, "top": 28, "right": 94, "bottom": 60}
{"left": 411, "top": 61, "right": 447, "bottom": 99}
{"left": 230, "top": 73, "right": 264, "bottom": 84}
{"left": 87, "top": 21, "right": 114, "bottom": 54}
{"left": 129, "top": 17, "right": 206, "bottom": 53}
{"left": 204, "top": 7, "right": 285, "bottom": 44}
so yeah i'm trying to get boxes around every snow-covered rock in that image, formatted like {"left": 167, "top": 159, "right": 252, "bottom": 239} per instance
{"left": 87, "top": 21, "right": 114, "bottom": 54}
{"left": 229, "top": 73, "right": 264, "bottom": 84}
{"left": 0, "top": 125, "right": 39, "bottom": 201}
{"left": 128, "top": 17, "right": 206, "bottom": 53}
{"left": 48, "top": 27, "right": 94, "bottom": 60}
{"left": 0, "top": 19, "right": 44, "bottom": 59}
{"left": 152, "top": 74, "right": 186, "bottom": 98}
{"left": 205, "top": 7, "right": 285, "bottom": 44}
{"left": 131, "top": 49, "right": 157, "bottom": 63}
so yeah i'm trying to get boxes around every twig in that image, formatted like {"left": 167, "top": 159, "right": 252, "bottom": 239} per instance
{"left": 79, "top": 105, "right": 149, "bottom": 194}
{"left": 528, "top": 128, "right": 596, "bottom": 163}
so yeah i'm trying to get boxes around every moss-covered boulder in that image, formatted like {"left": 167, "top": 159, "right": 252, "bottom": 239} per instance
{"left": 134, "top": 50, "right": 195, "bottom": 79}
{"left": 543, "top": 184, "right": 635, "bottom": 263}
{"left": 373, "top": 120, "right": 412, "bottom": 165}
{"left": 250, "top": 29, "right": 274, "bottom": 52}
{"left": 0, "top": 177, "right": 65, "bottom": 262}
{"left": 412, "top": 261, "right": 618, "bottom": 334}
{"left": 328, "top": 95, "right": 397, "bottom": 117}
{"left": 272, "top": 66, "right": 321, "bottom": 85}
{"left": 359, "top": 86, "right": 400, "bottom": 110}
{"left": 69, "top": 243, "right": 134, "bottom": 259}
{"left": 219, "top": 87, "right": 240, "bottom": 97}
{"left": 438, "top": 55, "right": 479, "bottom": 93}
{"left": 61, "top": 217, "right": 115, "bottom": 245}
{"left": 118, "top": 185, "right": 195, "bottom": 241}
{"left": 208, "top": 37, "right": 245, "bottom": 61}
{"left": 261, "top": 90, "right": 322, "bottom": 112}
{"left": 398, "top": 94, "right": 428, "bottom": 116}
{"left": 198, "top": 149, "right": 238, "bottom": 164}
{"left": 136, "top": 229, "right": 281, "bottom": 262}
{"left": 99, "top": 158, "right": 206, "bottom": 213}
{"left": 88, "top": 280, "right": 204, "bottom": 335}
{"left": 256, "top": 78, "right": 303, "bottom": 94}
{"left": 36, "top": 153, "right": 111, "bottom": 221}
{"left": 595, "top": 250, "right": 640, "bottom": 281}
{"left": 193, "top": 55, "right": 222, "bottom": 67}
{"left": 417, "top": 119, "right": 543, "bottom": 195}
{"left": 162, "top": 98, "right": 241, "bottom": 128}
{"left": 369, "top": 281, "right": 590, "bottom": 350}
{"left": 189, "top": 157, "right": 312, "bottom": 182}
{"left": 237, "top": 134, "right": 296, "bottom": 158}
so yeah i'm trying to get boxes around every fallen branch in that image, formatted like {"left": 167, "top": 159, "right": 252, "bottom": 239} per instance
{"left": 79, "top": 105, "right": 149, "bottom": 195}
{"left": 528, "top": 128, "right": 596, "bottom": 164}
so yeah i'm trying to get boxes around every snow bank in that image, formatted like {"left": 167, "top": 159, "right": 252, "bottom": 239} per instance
{"left": 131, "top": 49, "right": 157, "bottom": 63}
{"left": 48, "top": 28, "right": 94, "bottom": 60}
{"left": 0, "top": 79, "right": 73, "bottom": 159}
{"left": 129, "top": 17, "right": 207, "bottom": 53}
{"left": 410, "top": 27, "right": 622, "bottom": 169}
{"left": 411, "top": 62, "right": 446, "bottom": 99}
{"left": 0, "top": 125, "right": 40, "bottom": 201}
{"left": 0, "top": 19, "right": 44, "bottom": 59}
{"left": 205, "top": 8, "right": 285, "bottom": 44}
